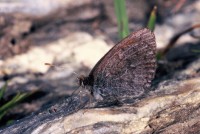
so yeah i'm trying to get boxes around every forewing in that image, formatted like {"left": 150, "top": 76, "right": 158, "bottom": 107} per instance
{"left": 89, "top": 28, "right": 156, "bottom": 101}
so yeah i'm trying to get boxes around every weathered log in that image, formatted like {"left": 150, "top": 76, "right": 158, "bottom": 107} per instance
{"left": 1, "top": 78, "right": 200, "bottom": 134}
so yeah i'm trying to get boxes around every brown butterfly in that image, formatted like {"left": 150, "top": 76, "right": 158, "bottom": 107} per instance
{"left": 79, "top": 28, "right": 157, "bottom": 103}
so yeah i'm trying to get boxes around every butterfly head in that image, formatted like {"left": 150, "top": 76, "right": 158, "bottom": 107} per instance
{"left": 78, "top": 75, "right": 86, "bottom": 87}
{"left": 77, "top": 74, "right": 94, "bottom": 87}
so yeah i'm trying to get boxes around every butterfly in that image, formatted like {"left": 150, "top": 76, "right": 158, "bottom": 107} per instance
{"left": 79, "top": 28, "right": 156, "bottom": 103}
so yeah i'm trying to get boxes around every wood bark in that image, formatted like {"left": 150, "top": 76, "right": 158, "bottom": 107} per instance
{"left": 1, "top": 78, "right": 200, "bottom": 134}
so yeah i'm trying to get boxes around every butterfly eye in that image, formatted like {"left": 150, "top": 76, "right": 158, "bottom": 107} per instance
{"left": 77, "top": 75, "right": 85, "bottom": 86}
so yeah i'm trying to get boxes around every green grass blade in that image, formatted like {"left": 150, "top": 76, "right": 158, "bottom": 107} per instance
{"left": 0, "top": 93, "right": 21, "bottom": 113}
{"left": 114, "top": 0, "right": 130, "bottom": 39}
{"left": 0, "top": 92, "right": 32, "bottom": 120}
{"left": 147, "top": 6, "right": 157, "bottom": 31}
{"left": 0, "top": 111, "right": 7, "bottom": 120}
{"left": 0, "top": 82, "right": 7, "bottom": 100}
{"left": 191, "top": 49, "right": 200, "bottom": 53}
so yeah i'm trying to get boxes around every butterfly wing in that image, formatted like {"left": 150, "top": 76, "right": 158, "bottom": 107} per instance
{"left": 88, "top": 28, "right": 156, "bottom": 102}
